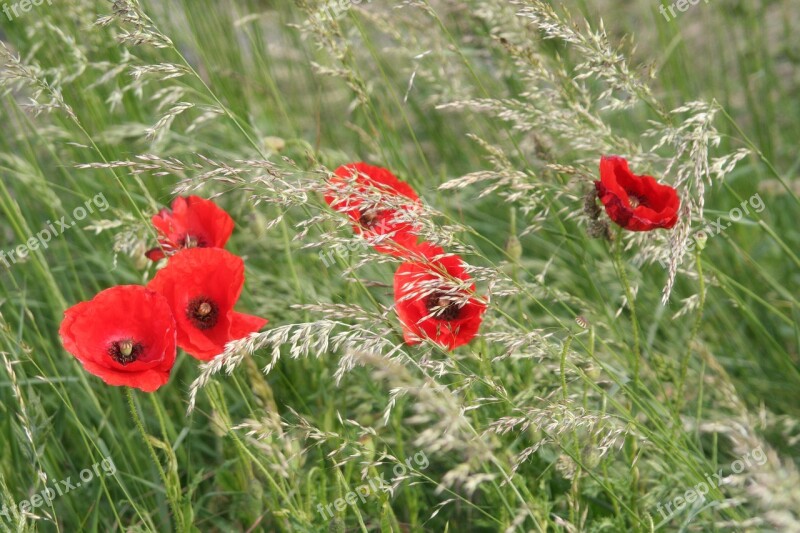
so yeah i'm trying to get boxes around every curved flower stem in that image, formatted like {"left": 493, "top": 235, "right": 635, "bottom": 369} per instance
{"left": 612, "top": 232, "right": 645, "bottom": 516}
{"left": 560, "top": 336, "right": 573, "bottom": 401}
{"left": 613, "top": 231, "right": 641, "bottom": 390}
{"left": 204, "top": 383, "right": 296, "bottom": 509}
{"left": 126, "top": 388, "right": 183, "bottom": 532}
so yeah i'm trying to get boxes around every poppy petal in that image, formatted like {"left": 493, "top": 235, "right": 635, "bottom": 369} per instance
{"left": 596, "top": 156, "right": 680, "bottom": 231}
{"left": 393, "top": 243, "right": 486, "bottom": 350}
{"left": 59, "top": 285, "right": 177, "bottom": 392}
{"left": 146, "top": 248, "right": 267, "bottom": 361}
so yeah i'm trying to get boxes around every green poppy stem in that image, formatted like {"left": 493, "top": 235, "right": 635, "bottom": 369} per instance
{"left": 126, "top": 388, "right": 184, "bottom": 532}
{"left": 613, "top": 230, "right": 641, "bottom": 389}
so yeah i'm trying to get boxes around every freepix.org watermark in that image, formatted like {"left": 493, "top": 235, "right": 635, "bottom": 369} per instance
{"left": 316, "top": 451, "right": 429, "bottom": 520}
{"left": 2, "top": 0, "right": 52, "bottom": 21}
{"left": 658, "top": 0, "right": 711, "bottom": 22}
{"left": 1, "top": 457, "right": 116, "bottom": 522}
{"left": 658, "top": 192, "right": 765, "bottom": 268}
{"left": 319, "top": 237, "right": 371, "bottom": 267}
{"left": 654, "top": 446, "right": 767, "bottom": 521}
{"left": 0, "top": 193, "right": 109, "bottom": 269}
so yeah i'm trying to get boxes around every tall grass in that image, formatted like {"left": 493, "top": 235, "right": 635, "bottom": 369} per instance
{"left": 1, "top": 0, "right": 798, "bottom": 531}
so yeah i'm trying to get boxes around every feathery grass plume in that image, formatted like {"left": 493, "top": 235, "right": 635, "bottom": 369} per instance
{"left": 439, "top": 134, "right": 550, "bottom": 235}
{"left": 83, "top": 212, "right": 152, "bottom": 269}
{"left": 0, "top": 42, "right": 78, "bottom": 121}
{"left": 0, "top": 477, "right": 26, "bottom": 529}
{"left": 690, "top": 345, "right": 800, "bottom": 531}
{"left": 292, "top": 0, "right": 371, "bottom": 106}
{"left": 188, "top": 317, "right": 400, "bottom": 414}
{"left": 95, "top": 0, "right": 173, "bottom": 49}
{"left": 0, "top": 315, "right": 49, "bottom": 507}
{"left": 489, "top": 399, "right": 631, "bottom": 476}
{"left": 437, "top": 1, "right": 750, "bottom": 303}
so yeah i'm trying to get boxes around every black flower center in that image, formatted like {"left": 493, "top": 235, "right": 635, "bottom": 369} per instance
{"left": 358, "top": 209, "right": 384, "bottom": 230}
{"left": 425, "top": 291, "right": 462, "bottom": 321}
{"left": 186, "top": 296, "right": 219, "bottom": 330}
{"left": 108, "top": 339, "right": 144, "bottom": 365}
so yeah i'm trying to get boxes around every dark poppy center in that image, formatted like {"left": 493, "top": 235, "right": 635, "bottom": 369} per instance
{"left": 186, "top": 296, "right": 219, "bottom": 330}
{"left": 628, "top": 194, "right": 646, "bottom": 209}
{"left": 358, "top": 209, "right": 384, "bottom": 230}
{"left": 178, "top": 234, "right": 207, "bottom": 249}
{"left": 108, "top": 338, "right": 144, "bottom": 365}
{"left": 425, "top": 291, "right": 462, "bottom": 321}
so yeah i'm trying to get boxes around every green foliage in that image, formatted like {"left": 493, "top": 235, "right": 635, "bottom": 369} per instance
{"left": 1, "top": 0, "right": 798, "bottom": 531}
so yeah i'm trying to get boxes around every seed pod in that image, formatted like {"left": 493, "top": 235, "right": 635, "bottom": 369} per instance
{"left": 505, "top": 234, "right": 522, "bottom": 262}
{"left": 584, "top": 186, "right": 602, "bottom": 220}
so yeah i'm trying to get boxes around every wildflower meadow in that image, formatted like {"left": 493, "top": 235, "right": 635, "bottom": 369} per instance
{"left": 1, "top": 0, "right": 799, "bottom": 531}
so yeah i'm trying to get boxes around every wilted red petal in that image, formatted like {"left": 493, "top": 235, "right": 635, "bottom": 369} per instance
{"left": 145, "top": 247, "right": 166, "bottom": 262}
{"left": 595, "top": 156, "right": 680, "bottom": 232}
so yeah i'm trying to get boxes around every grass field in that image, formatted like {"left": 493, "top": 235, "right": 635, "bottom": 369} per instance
{"left": 1, "top": 0, "right": 799, "bottom": 531}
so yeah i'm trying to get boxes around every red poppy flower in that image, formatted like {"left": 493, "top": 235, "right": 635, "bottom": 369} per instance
{"left": 594, "top": 156, "right": 680, "bottom": 231}
{"left": 393, "top": 243, "right": 486, "bottom": 350}
{"left": 324, "top": 162, "right": 421, "bottom": 255}
{"left": 59, "top": 285, "right": 177, "bottom": 392}
{"left": 145, "top": 196, "right": 235, "bottom": 261}
{"left": 147, "top": 248, "right": 267, "bottom": 361}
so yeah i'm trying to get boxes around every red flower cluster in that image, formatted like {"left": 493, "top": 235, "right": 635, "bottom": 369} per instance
{"left": 594, "top": 156, "right": 680, "bottom": 231}
{"left": 326, "top": 163, "right": 486, "bottom": 350}
{"left": 60, "top": 197, "right": 266, "bottom": 392}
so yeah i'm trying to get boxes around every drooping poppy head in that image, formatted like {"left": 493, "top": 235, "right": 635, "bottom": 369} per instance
{"left": 145, "top": 196, "right": 235, "bottom": 261}
{"left": 146, "top": 248, "right": 268, "bottom": 361}
{"left": 393, "top": 242, "right": 487, "bottom": 350}
{"left": 59, "top": 285, "right": 177, "bottom": 392}
{"left": 324, "top": 162, "right": 422, "bottom": 256}
{"left": 594, "top": 156, "right": 680, "bottom": 231}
